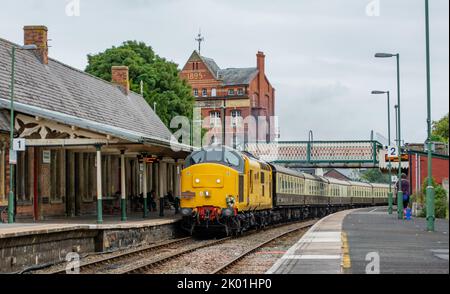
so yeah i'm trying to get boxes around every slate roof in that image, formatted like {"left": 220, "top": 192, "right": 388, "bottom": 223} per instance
{"left": 201, "top": 56, "right": 220, "bottom": 76}
{"left": 0, "top": 38, "right": 173, "bottom": 143}
{"left": 190, "top": 51, "right": 259, "bottom": 86}
{"left": 217, "top": 67, "right": 259, "bottom": 86}
{"left": 0, "top": 111, "right": 9, "bottom": 132}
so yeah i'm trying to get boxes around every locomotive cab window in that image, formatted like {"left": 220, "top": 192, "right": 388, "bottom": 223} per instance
{"left": 184, "top": 147, "right": 244, "bottom": 173}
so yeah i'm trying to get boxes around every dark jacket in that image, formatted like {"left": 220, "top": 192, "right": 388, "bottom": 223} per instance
{"left": 395, "top": 179, "right": 410, "bottom": 196}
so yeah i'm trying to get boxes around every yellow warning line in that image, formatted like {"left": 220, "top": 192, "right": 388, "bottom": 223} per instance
{"left": 341, "top": 232, "right": 351, "bottom": 272}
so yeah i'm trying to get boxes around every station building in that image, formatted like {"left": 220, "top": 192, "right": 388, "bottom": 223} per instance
{"left": 407, "top": 149, "right": 449, "bottom": 195}
{"left": 0, "top": 26, "right": 189, "bottom": 222}
{"left": 179, "top": 50, "right": 277, "bottom": 146}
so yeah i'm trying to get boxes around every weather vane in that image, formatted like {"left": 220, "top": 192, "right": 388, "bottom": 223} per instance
{"left": 195, "top": 29, "right": 204, "bottom": 54}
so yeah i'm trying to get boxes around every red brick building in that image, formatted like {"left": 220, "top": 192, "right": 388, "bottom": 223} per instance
{"left": 408, "top": 151, "right": 449, "bottom": 195}
{"left": 180, "top": 50, "right": 276, "bottom": 147}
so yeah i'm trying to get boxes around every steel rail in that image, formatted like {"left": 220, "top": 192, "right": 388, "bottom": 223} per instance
{"left": 210, "top": 220, "right": 316, "bottom": 274}
{"left": 119, "top": 237, "right": 232, "bottom": 274}
{"left": 49, "top": 236, "right": 193, "bottom": 274}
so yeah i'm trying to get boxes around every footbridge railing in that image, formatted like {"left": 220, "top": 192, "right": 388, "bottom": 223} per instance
{"left": 244, "top": 140, "right": 383, "bottom": 168}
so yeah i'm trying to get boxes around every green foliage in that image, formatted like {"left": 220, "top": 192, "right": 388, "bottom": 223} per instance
{"left": 432, "top": 113, "right": 449, "bottom": 143}
{"left": 419, "top": 177, "right": 448, "bottom": 219}
{"left": 85, "top": 41, "right": 195, "bottom": 127}
{"left": 360, "top": 169, "right": 390, "bottom": 184}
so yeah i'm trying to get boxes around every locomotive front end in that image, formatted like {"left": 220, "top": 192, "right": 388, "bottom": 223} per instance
{"left": 180, "top": 147, "right": 243, "bottom": 234}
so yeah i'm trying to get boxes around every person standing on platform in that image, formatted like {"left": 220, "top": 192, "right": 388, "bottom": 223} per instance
{"left": 396, "top": 173, "right": 411, "bottom": 213}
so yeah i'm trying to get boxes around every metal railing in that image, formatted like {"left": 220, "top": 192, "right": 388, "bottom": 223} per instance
{"left": 245, "top": 140, "right": 383, "bottom": 167}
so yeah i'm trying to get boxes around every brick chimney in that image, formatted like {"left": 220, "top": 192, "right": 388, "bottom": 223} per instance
{"left": 111, "top": 66, "right": 130, "bottom": 95}
{"left": 257, "top": 51, "right": 265, "bottom": 75}
{"left": 256, "top": 51, "right": 265, "bottom": 106}
{"left": 24, "top": 25, "right": 48, "bottom": 64}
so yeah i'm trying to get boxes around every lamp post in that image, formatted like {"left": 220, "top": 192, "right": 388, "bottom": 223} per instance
{"left": 8, "top": 44, "right": 37, "bottom": 224}
{"left": 372, "top": 90, "right": 393, "bottom": 214}
{"left": 425, "top": 0, "right": 435, "bottom": 231}
{"left": 375, "top": 52, "right": 404, "bottom": 219}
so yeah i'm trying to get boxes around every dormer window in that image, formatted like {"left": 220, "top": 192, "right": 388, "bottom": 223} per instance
{"left": 193, "top": 89, "right": 199, "bottom": 97}
{"left": 202, "top": 88, "right": 208, "bottom": 97}
{"left": 237, "top": 88, "right": 244, "bottom": 96}
{"left": 228, "top": 89, "right": 235, "bottom": 96}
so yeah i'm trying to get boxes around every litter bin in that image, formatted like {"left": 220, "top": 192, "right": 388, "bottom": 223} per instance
{"left": 405, "top": 208, "right": 412, "bottom": 220}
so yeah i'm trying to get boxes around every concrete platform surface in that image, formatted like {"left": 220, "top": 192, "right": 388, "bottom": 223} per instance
{"left": 267, "top": 209, "right": 354, "bottom": 274}
{"left": 0, "top": 211, "right": 180, "bottom": 239}
{"left": 268, "top": 207, "right": 449, "bottom": 274}
{"left": 343, "top": 207, "right": 449, "bottom": 274}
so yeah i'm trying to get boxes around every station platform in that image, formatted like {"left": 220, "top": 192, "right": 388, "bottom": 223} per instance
{"left": 267, "top": 207, "right": 449, "bottom": 274}
{"left": 0, "top": 211, "right": 180, "bottom": 239}
{"left": 0, "top": 211, "right": 182, "bottom": 273}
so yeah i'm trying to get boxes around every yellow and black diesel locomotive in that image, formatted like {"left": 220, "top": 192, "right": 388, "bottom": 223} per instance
{"left": 180, "top": 146, "right": 389, "bottom": 235}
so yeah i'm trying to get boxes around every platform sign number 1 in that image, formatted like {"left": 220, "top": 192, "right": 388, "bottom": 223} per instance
{"left": 387, "top": 146, "right": 398, "bottom": 159}
{"left": 13, "top": 138, "right": 26, "bottom": 151}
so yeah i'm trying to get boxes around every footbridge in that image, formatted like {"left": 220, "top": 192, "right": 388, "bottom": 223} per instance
{"left": 244, "top": 140, "right": 386, "bottom": 168}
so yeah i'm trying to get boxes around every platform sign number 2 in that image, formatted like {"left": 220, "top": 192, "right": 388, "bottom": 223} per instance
{"left": 387, "top": 146, "right": 398, "bottom": 159}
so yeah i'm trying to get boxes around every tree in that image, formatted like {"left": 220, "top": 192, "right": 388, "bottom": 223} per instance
{"left": 359, "top": 169, "right": 390, "bottom": 184}
{"left": 85, "top": 41, "right": 194, "bottom": 127}
{"left": 431, "top": 113, "right": 449, "bottom": 143}
{"left": 419, "top": 177, "right": 448, "bottom": 219}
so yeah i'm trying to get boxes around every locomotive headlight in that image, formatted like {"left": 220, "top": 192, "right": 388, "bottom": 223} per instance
{"left": 222, "top": 208, "right": 234, "bottom": 217}
{"left": 181, "top": 208, "right": 193, "bottom": 216}
{"left": 195, "top": 178, "right": 200, "bottom": 183}
{"left": 216, "top": 179, "right": 221, "bottom": 184}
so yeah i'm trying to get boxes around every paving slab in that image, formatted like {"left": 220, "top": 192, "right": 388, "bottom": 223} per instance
{"left": 267, "top": 206, "right": 449, "bottom": 274}
{"left": 343, "top": 207, "right": 449, "bottom": 274}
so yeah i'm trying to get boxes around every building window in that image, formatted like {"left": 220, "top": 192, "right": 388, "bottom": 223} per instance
{"left": 231, "top": 110, "right": 242, "bottom": 127}
{"left": 252, "top": 93, "right": 258, "bottom": 107}
{"left": 202, "top": 88, "right": 207, "bottom": 97}
{"left": 16, "top": 150, "right": 31, "bottom": 203}
{"left": 210, "top": 111, "right": 221, "bottom": 128}
{"left": 228, "top": 89, "right": 235, "bottom": 96}
{"left": 82, "top": 153, "right": 95, "bottom": 202}
{"left": 211, "top": 88, "right": 217, "bottom": 97}
{"left": 237, "top": 88, "right": 244, "bottom": 96}
{"left": 193, "top": 89, "right": 199, "bottom": 97}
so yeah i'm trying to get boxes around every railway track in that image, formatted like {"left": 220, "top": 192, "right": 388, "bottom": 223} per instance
{"left": 209, "top": 220, "right": 315, "bottom": 274}
{"left": 48, "top": 236, "right": 194, "bottom": 274}
{"left": 118, "top": 237, "right": 231, "bottom": 274}
{"left": 46, "top": 219, "right": 315, "bottom": 274}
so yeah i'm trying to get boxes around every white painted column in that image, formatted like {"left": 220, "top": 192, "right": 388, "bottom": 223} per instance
{"left": 158, "top": 161, "right": 166, "bottom": 216}
{"left": 120, "top": 151, "right": 127, "bottom": 221}
{"left": 143, "top": 161, "right": 148, "bottom": 217}
{"left": 96, "top": 146, "right": 103, "bottom": 224}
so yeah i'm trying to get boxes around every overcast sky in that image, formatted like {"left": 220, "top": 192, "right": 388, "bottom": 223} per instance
{"left": 1, "top": 0, "right": 448, "bottom": 144}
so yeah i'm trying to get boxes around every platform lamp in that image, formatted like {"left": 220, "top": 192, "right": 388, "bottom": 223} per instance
{"left": 375, "top": 52, "right": 404, "bottom": 219}
{"left": 8, "top": 44, "right": 38, "bottom": 224}
{"left": 424, "top": 0, "right": 435, "bottom": 231}
{"left": 372, "top": 90, "right": 393, "bottom": 215}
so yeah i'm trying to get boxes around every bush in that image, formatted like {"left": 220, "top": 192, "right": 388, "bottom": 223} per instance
{"left": 419, "top": 177, "right": 448, "bottom": 219}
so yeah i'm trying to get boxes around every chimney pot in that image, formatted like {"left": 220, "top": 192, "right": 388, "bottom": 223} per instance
{"left": 23, "top": 25, "right": 48, "bottom": 64}
{"left": 257, "top": 51, "right": 265, "bottom": 74}
{"left": 111, "top": 66, "right": 130, "bottom": 95}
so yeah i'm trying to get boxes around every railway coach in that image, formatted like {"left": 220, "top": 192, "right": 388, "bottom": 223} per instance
{"left": 180, "top": 146, "right": 389, "bottom": 235}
